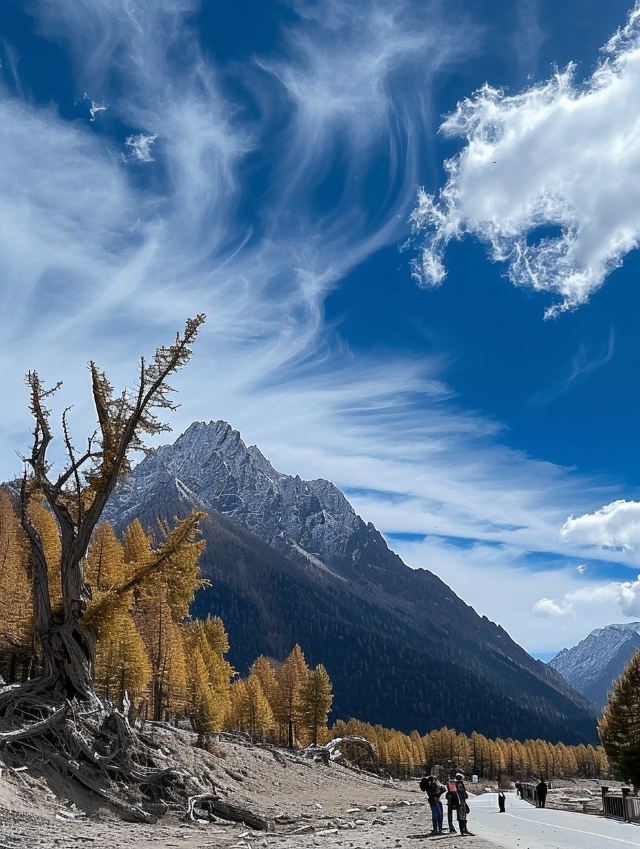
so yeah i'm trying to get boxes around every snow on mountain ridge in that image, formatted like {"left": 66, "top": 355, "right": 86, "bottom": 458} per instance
{"left": 107, "top": 420, "right": 362, "bottom": 568}
{"left": 548, "top": 622, "right": 640, "bottom": 707}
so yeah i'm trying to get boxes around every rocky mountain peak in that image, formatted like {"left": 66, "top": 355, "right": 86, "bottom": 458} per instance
{"left": 103, "top": 419, "right": 598, "bottom": 742}
{"left": 107, "top": 420, "right": 361, "bottom": 569}
{"left": 549, "top": 622, "right": 640, "bottom": 708}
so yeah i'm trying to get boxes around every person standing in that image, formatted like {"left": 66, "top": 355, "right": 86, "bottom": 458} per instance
{"left": 536, "top": 779, "right": 548, "bottom": 808}
{"left": 426, "top": 775, "right": 446, "bottom": 834}
{"left": 498, "top": 790, "right": 506, "bottom": 812}
{"left": 455, "top": 772, "right": 472, "bottom": 836}
{"left": 446, "top": 780, "right": 458, "bottom": 833}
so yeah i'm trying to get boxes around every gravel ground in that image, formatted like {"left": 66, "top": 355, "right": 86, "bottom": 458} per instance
{"left": 0, "top": 732, "right": 533, "bottom": 849}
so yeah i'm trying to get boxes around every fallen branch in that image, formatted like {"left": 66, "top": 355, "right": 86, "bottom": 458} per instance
{"left": 205, "top": 797, "right": 273, "bottom": 830}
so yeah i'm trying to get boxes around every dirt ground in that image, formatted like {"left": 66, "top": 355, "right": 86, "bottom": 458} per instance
{"left": 0, "top": 728, "right": 503, "bottom": 849}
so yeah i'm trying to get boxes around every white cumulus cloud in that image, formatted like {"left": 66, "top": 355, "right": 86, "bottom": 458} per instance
{"left": 534, "top": 575, "right": 640, "bottom": 619}
{"left": 533, "top": 597, "right": 573, "bottom": 618}
{"left": 410, "top": 1, "right": 640, "bottom": 317}
{"left": 560, "top": 500, "right": 640, "bottom": 554}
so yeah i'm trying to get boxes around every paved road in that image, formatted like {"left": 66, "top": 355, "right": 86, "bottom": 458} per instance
{"left": 468, "top": 792, "right": 640, "bottom": 849}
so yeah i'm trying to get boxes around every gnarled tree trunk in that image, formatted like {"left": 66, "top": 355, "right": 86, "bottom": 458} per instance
{"left": 0, "top": 316, "right": 210, "bottom": 820}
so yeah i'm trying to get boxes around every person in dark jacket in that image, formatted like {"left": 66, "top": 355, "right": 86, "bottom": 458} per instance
{"left": 426, "top": 776, "right": 446, "bottom": 834}
{"left": 446, "top": 780, "right": 458, "bottom": 833}
{"left": 455, "top": 772, "right": 472, "bottom": 835}
{"left": 498, "top": 790, "right": 506, "bottom": 812}
{"left": 536, "top": 779, "right": 548, "bottom": 808}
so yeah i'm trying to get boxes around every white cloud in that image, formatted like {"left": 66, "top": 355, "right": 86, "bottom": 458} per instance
{"left": 410, "top": 1, "right": 640, "bottom": 317}
{"left": 0, "top": 0, "right": 635, "bottom": 660}
{"left": 533, "top": 575, "right": 640, "bottom": 622}
{"left": 529, "top": 329, "right": 615, "bottom": 406}
{"left": 533, "top": 597, "right": 573, "bottom": 618}
{"left": 80, "top": 92, "right": 107, "bottom": 121}
{"left": 560, "top": 500, "right": 640, "bottom": 556}
{"left": 0, "top": 0, "right": 477, "bottom": 482}
{"left": 387, "top": 534, "right": 625, "bottom": 653}
{"left": 125, "top": 133, "right": 158, "bottom": 162}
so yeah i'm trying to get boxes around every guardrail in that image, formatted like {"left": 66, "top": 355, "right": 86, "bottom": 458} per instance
{"left": 601, "top": 787, "right": 640, "bottom": 822}
{"left": 517, "top": 783, "right": 538, "bottom": 804}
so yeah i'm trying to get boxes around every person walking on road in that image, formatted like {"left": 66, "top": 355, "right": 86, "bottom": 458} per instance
{"left": 455, "top": 772, "right": 472, "bottom": 836}
{"left": 498, "top": 790, "right": 506, "bottom": 812}
{"left": 536, "top": 779, "right": 548, "bottom": 809}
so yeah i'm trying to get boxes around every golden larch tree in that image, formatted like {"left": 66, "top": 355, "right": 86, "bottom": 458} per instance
{"left": 299, "top": 663, "right": 333, "bottom": 745}
{"left": 0, "top": 490, "right": 33, "bottom": 682}
{"left": 181, "top": 617, "right": 233, "bottom": 733}
{"left": 276, "top": 644, "right": 310, "bottom": 748}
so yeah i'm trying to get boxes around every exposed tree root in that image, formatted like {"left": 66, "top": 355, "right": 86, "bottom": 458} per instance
{"left": 0, "top": 688, "right": 265, "bottom": 827}
{"left": 301, "top": 736, "right": 390, "bottom": 778}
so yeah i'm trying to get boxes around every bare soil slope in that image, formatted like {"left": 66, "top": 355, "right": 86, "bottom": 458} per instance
{"left": 0, "top": 728, "right": 497, "bottom": 849}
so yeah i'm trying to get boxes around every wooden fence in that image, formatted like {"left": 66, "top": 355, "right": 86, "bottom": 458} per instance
{"left": 601, "top": 787, "right": 640, "bottom": 823}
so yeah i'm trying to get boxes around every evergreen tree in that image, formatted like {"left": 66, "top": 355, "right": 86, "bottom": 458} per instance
{"left": 244, "top": 674, "right": 274, "bottom": 739}
{"left": 93, "top": 613, "right": 151, "bottom": 708}
{"left": 184, "top": 644, "right": 219, "bottom": 736}
{"left": 226, "top": 679, "right": 249, "bottom": 732}
{"left": 84, "top": 522, "right": 125, "bottom": 592}
{"left": 599, "top": 650, "right": 640, "bottom": 785}
{"left": 224, "top": 674, "right": 274, "bottom": 738}
{"left": 250, "top": 654, "right": 281, "bottom": 738}
{"left": 83, "top": 522, "right": 146, "bottom": 705}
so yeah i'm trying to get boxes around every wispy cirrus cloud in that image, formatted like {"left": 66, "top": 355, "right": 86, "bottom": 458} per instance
{"left": 529, "top": 328, "right": 615, "bottom": 406}
{"left": 409, "top": 1, "right": 640, "bottom": 317}
{"left": 0, "top": 0, "right": 636, "bottom": 658}
{"left": 124, "top": 133, "right": 158, "bottom": 162}
{"left": 0, "top": 0, "right": 478, "bottom": 480}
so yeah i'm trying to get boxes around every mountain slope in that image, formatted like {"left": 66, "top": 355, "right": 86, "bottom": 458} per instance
{"left": 549, "top": 623, "right": 640, "bottom": 708}
{"left": 104, "top": 420, "right": 598, "bottom": 743}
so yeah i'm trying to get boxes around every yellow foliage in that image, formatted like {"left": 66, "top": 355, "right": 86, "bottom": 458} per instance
{"left": 182, "top": 617, "right": 233, "bottom": 732}
{"left": 29, "top": 500, "right": 62, "bottom": 620}
{"left": 0, "top": 491, "right": 33, "bottom": 679}
{"left": 133, "top": 586, "right": 187, "bottom": 720}
{"left": 94, "top": 611, "right": 151, "bottom": 707}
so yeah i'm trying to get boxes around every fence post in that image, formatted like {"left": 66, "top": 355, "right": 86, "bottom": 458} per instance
{"left": 622, "top": 787, "right": 631, "bottom": 822}
{"left": 601, "top": 786, "right": 608, "bottom": 814}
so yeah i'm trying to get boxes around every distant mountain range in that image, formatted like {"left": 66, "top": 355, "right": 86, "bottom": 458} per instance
{"left": 548, "top": 623, "right": 640, "bottom": 708}
{"left": 104, "top": 420, "right": 598, "bottom": 744}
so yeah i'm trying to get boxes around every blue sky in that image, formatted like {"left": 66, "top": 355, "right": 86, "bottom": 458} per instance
{"left": 1, "top": 0, "right": 639, "bottom": 659}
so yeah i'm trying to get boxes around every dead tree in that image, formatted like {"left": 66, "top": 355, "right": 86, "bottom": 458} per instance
{"left": 301, "top": 736, "right": 386, "bottom": 776}
{"left": 0, "top": 316, "right": 214, "bottom": 819}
